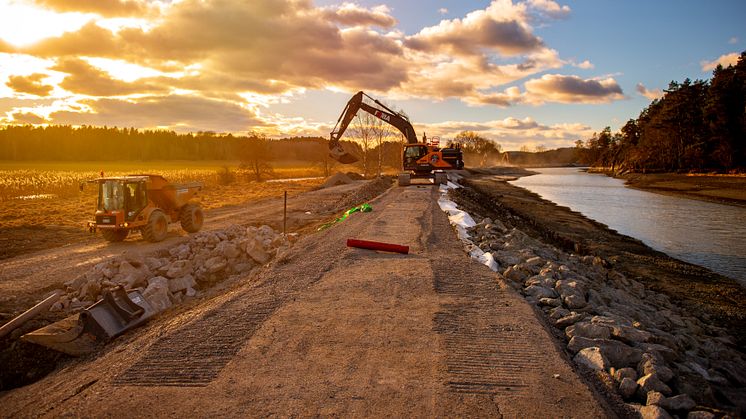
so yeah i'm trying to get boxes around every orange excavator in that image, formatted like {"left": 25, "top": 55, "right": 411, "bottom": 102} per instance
{"left": 328, "top": 91, "right": 464, "bottom": 185}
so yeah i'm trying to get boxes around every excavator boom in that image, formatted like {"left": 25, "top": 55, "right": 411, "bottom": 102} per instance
{"left": 329, "top": 91, "right": 419, "bottom": 163}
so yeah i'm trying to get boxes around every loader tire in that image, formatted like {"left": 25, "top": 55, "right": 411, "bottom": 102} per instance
{"left": 180, "top": 203, "right": 204, "bottom": 233}
{"left": 142, "top": 210, "right": 168, "bottom": 242}
{"left": 434, "top": 172, "right": 447, "bottom": 185}
{"left": 397, "top": 173, "right": 411, "bottom": 186}
{"left": 101, "top": 228, "right": 129, "bottom": 242}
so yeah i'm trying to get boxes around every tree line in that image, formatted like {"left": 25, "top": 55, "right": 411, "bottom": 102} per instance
{"left": 577, "top": 51, "right": 746, "bottom": 173}
{"left": 0, "top": 122, "right": 509, "bottom": 173}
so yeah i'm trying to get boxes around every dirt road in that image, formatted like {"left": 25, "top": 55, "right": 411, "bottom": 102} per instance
{"left": 0, "top": 181, "right": 377, "bottom": 315}
{"left": 1, "top": 184, "right": 610, "bottom": 418}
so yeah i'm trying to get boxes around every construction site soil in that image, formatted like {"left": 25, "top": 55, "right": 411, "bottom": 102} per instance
{"left": 1, "top": 169, "right": 743, "bottom": 417}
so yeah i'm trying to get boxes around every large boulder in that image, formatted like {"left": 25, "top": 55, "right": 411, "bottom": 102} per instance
{"left": 166, "top": 260, "right": 193, "bottom": 279}
{"left": 574, "top": 347, "right": 609, "bottom": 371}
{"left": 637, "top": 373, "right": 672, "bottom": 397}
{"left": 566, "top": 321, "right": 611, "bottom": 340}
{"left": 568, "top": 336, "right": 642, "bottom": 368}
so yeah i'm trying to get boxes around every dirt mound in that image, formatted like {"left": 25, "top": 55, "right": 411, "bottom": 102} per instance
{"left": 320, "top": 172, "right": 354, "bottom": 188}
{"left": 345, "top": 172, "right": 365, "bottom": 180}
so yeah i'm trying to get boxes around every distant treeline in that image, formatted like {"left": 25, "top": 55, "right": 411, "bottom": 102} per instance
{"left": 506, "top": 147, "right": 578, "bottom": 167}
{"left": 0, "top": 125, "right": 341, "bottom": 162}
{"left": 578, "top": 51, "right": 746, "bottom": 173}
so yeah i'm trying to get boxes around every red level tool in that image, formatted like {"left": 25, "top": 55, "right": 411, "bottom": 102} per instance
{"left": 346, "top": 238, "right": 409, "bottom": 254}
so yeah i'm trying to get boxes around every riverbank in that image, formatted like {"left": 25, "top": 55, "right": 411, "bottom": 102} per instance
{"left": 589, "top": 169, "right": 746, "bottom": 207}
{"left": 450, "top": 169, "right": 745, "bottom": 416}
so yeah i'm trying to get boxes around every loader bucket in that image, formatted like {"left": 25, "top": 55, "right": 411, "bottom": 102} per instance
{"left": 329, "top": 143, "right": 358, "bottom": 164}
{"left": 22, "top": 287, "right": 156, "bottom": 356}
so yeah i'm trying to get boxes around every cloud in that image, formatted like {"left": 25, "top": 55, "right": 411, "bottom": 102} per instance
{"left": 32, "top": 0, "right": 149, "bottom": 17}
{"left": 438, "top": 8, "right": 448, "bottom": 15}
{"left": 701, "top": 52, "right": 740, "bottom": 72}
{"left": 323, "top": 3, "right": 397, "bottom": 28}
{"left": 526, "top": 0, "right": 570, "bottom": 20}
{"left": 52, "top": 57, "right": 167, "bottom": 96}
{"left": 729, "top": 37, "right": 738, "bottom": 45}
{"left": 636, "top": 83, "right": 663, "bottom": 100}
{"left": 524, "top": 74, "right": 624, "bottom": 104}
{"left": 573, "top": 60, "right": 593, "bottom": 69}
{"left": 6, "top": 73, "right": 54, "bottom": 96}
{"left": 10, "top": 111, "right": 46, "bottom": 124}
{"left": 421, "top": 116, "right": 592, "bottom": 150}
{"left": 405, "top": 1, "right": 544, "bottom": 57}
{"left": 26, "top": 22, "right": 122, "bottom": 58}
{"left": 48, "top": 95, "right": 265, "bottom": 132}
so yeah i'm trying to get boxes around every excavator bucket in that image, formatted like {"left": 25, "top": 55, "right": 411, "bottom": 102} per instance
{"left": 329, "top": 143, "right": 359, "bottom": 164}
{"left": 22, "top": 287, "right": 155, "bottom": 356}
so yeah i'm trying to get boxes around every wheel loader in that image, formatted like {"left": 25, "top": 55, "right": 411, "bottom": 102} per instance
{"left": 84, "top": 174, "right": 204, "bottom": 242}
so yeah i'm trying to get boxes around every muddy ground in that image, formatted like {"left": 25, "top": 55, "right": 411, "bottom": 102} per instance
{"left": 617, "top": 172, "right": 746, "bottom": 207}
{"left": 455, "top": 171, "right": 746, "bottom": 348}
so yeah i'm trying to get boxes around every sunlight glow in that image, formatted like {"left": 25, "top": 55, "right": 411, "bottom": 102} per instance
{"left": 84, "top": 57, "right": 166, "bottom": 82}
{"left": 0, "top": 2, "right": 92, "bottom": 46}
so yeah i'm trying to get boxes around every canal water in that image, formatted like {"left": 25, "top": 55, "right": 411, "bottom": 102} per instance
{"left": 510, "top": 167, "right": 746, "bottom": 285}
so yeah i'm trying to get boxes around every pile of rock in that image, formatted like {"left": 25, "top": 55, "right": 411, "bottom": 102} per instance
{"left": 53, "top": 225, "right": 294, "bottom": 315}
{"left": 465, "top": 217, "right": 744, "bottom": 418}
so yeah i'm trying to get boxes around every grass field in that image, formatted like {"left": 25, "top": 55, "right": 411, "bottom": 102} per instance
{"left": 0, "top": 160, "right": 327, "bottom": 230}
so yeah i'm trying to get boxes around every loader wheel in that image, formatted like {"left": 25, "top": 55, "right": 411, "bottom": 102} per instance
{"left": 101, "top": 228, "right": 129, "bottom": 242}
{"left": 142, "top": 210, "right": 168, "bottom": 242}
{"left": 434, "top": 172, "right": 447, "bottom": 185}
{"left": 180, "top": 203, "right": 204, "bottom": 233}
{"left": 397, "top": 173, "right": 411, "bottom": 186}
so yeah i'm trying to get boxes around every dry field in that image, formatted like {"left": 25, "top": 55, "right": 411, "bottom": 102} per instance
{"left": 0, "top": 161, "right": 326, "bottom": 259}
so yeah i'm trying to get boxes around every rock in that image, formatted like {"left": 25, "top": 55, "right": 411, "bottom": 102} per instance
{"left": 118, "top": 271, "right": 147, "bottom": 289}
{"left": 205, "top": 256, "right": 228, "bottom": 274}
{"left": 169, "top": 243, "right": 190, "bottom": 259}
{"left": 185, "top": 286, "right": 197, "bottom": 297}
{"left": 614, "top": 367, "right": 638, "bottom": 382}
{"left": 640, "top": 405, "right": 673, "bottom": 419}
{"left": 493, "top": 250, "right": 521, "bottom": 267}
{"left": 142, "top": 276, "right": 172, "bottom": 313}
{"left": 234, "top": 262, "right": 256, "bottom": 273}
{"left": 637, "top": 373, "right": 672, "bottom": 397}
{"left": 660, "top": 394, "right": 695, "bottom": 412}
{"left": 635, "top": 343, "right": 678, "bottom": 363}
{"left": 117, "top": 261, "right": 138, "bottom": 276}
{"left": 245, "top": 239, "right": 271, "bottom": 264}
{"left": 524, "top": 285, "right": 557, "bottom": 299}
{"left": 612, "top": 325, "right": 652, "bottom": 344}
{"left": 555, "top": 312, "right": 585, "bottom": 328}
{"left": 145, "top": 257, "right": 166, "bottom": 271}
{"left": 548, "top": 306, "right": 570, "bottom": 320}
{"left": 566, "top": 321, "right": 611, "bottom": 340}
{"left": 568, "top": 336, "right": 642, "bottom": 368}
{"left": 503, "top": 266, "right": 527, "bottom": 283}
{"left": 618, "top": 377, "right": 638, "bottom": 400}
{"left": 564, "top": 293, "right": 587, "bottom": 309}
{"left": 574, "top": 347, "right": 609, "bottom": 371}
{"left": 166, "top": 260, "right": 193, "bottom": 278}
{"left": 638, "top": 353, "right": 674, "bottom": 382}
{"left": 646, "top": 391, "right": 665, "bottom": 406}
{"left": 524, "top": 256, "right": 543, "bottom": 266}
{"left": 686, "top": 411, "right": 714, "bottom": 419}
{"left": 168, "top": 275, "right": 196, "bottom": 293}
{"left": 538, "top": 297, "right": 562, "bottom": 307}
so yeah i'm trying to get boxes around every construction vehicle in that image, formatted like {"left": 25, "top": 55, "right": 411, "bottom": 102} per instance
{"left": 328, "top": 91, "right": 464, "bottom": 186}
{"left": 84, "top": 174, "right": 204, "bottom": 242}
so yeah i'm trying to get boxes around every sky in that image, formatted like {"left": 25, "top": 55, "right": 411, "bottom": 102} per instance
{"left": 0, "top": 0, "right": 743, "bottom": 151}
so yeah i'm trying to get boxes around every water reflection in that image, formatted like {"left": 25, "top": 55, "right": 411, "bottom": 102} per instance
{"left": 510, "top": 167, "right": 746, "bottom": 284}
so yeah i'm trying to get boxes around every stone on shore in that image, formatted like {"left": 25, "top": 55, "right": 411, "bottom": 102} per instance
{"left": 574, "top": 347, "right": 609, "bottom": 371}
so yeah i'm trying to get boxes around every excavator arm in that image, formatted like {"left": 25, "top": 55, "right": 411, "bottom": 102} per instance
{"left": 329, "top": 91, "right": 419, "bottom": 163}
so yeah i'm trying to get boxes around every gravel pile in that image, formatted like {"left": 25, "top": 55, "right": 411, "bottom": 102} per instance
{"left": 53, "top": 225, "right": 294, "bottom": 315}
{"left": 465, "top": 216, "right": 744, "bottom": 418}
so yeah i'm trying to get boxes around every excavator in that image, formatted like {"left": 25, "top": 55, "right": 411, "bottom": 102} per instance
{"left": 328, "top": 91, "right": 464, "bottom": 186}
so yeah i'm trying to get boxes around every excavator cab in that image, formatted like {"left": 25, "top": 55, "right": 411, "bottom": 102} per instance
{"left": 403, "top": 145, "right": 429, "bottom": 170}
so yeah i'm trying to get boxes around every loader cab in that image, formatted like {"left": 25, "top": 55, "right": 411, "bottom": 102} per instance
{"left": 97, "top": 178, "right": 148, "bottom": 221}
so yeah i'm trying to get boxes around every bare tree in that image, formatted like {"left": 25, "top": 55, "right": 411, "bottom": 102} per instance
{"left": 351, "top": 112, "right": 375, "bottom": 176}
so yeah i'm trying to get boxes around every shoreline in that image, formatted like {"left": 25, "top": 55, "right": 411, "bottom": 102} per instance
{"left": 586, "top": 168, "right": 746, "bottom": 208}
{"left": 452, "top": 170, "right": 746, "bottom": 416}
